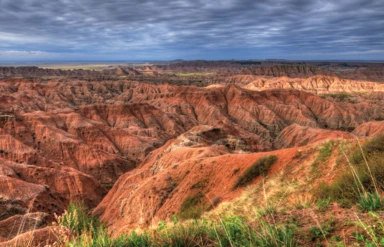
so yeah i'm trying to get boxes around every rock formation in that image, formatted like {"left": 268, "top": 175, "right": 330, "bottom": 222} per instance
{"left": 1, "top": 66, "right": 384, "bottom": 244}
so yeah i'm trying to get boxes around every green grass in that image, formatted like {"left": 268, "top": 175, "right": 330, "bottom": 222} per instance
{"left": 309, "top": 219, "right": 335, "bottom": 242}
{"left": 315, "top": 198, "right": 331, "bottom": 212}
{"left": 358, "top": 192, "right": 382, "bottom": 212}
{"left": 350, "top": 135, "right": 384, "bottom": 165}
{"left": 58, "top": 203, "right": 297, "bottom": 247}
{"left": 311, "top": 141, "right": 334, "bottom": 176}
{"left": 55, "top": 136, "right": 384, "bottom": 246}
{"left": 316, "top": 136, "right": 384, "bottom": 209}
{"left": 355, "top": 212, "right": 384, "bottom": 247}
{"left": 55, "top": 202, "right": 99, "bottom": 235}
{"left": 233, "top": 155, "right": 277, "bottom": 190}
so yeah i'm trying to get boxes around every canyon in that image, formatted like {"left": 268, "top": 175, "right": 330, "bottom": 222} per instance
{"left": 0, "top": 61, "right": 384, "bottom": 246}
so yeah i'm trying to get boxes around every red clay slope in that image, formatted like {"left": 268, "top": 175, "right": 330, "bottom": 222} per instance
{"left": 1, "top": 77, "right": 384, "bottom": 242}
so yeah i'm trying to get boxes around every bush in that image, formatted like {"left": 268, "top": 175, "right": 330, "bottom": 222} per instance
{"left": 233, "top": 155, "right": 277, "bottom": 189}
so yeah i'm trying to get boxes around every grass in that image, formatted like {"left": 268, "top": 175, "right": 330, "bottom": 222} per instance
{"left": 355, "top": 212, "right": 384, "bottom": 247}
{"left": 358, "top": 192, "right": 382, "bottom": 211}
{"left": 289, "top": 194, "right": 315, "bottom": 210}
{"left": 316, "top": 136, "right": 384, "bottom": 209}
{"left": 233, "top": 155, "right": 277, "bottom": 190}
{"left": 55, "top": 202, "right": 97, "bottom": 235}
{"left": 315, "top": 198, "right": 331, "bottom": 212}
{"left": 311, "top": 141, "right": 334, "bottom": 176}
{"left": 350, "top": 134, "right": 384, "bottom": 165}
{"left": 58, "top": 203, "right": 297, "bottom": 247}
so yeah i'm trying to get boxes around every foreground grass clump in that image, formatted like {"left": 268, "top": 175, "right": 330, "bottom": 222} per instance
{"left": 55, "top": 202, "right": 99, "bottom": 235}
{"left": 58, "top": 203, "right": 297, "bottom": 247}
{"left": 316, "top": 136, "right": 384, "bottom": 209}
{"left": 233, "top": 155, "right": 277, "bottom": 189}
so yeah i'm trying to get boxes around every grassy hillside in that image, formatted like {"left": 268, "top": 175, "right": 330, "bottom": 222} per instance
{"left": 55, "top": 136, "right": 384, "bottom": 246}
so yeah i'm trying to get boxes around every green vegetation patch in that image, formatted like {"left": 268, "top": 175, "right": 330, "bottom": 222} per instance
{"left": 233, "top": 155, "right": 277, "bottom": 190}
{"left": 316, "top": 136, "right": 384, "bottom": 208}
{"left": 311, "top": 141, "right": 334, "bottom": 176}
{"left": 350, "top": 134, "right": 384, "bottom": 165}
{"left": 55, "top": 202, "right": 100, "bottom": 236}
{"left": 59, "top": 203, "right": 297, "bottom": 247}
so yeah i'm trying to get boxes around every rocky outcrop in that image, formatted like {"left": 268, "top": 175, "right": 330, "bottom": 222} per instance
{"left": 1, "top": 79, "right": 383, "bottom": 178}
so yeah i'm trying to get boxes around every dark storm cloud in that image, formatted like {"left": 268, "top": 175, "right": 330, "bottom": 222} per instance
{"left": 0, "top": 0, "right": 383, "bottom": 60}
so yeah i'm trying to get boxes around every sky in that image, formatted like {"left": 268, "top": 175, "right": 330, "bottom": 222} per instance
{"left": 0, "top": 0, "right": 383, "bottom": 62}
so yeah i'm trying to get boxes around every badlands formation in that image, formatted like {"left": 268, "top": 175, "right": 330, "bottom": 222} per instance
{"left": 0, "top": 62, "right": 384, "bottom": 246}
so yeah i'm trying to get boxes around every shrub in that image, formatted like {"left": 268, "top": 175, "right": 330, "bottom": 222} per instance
{"left": 233, "top": 155, "right": 277, "bottom": 189}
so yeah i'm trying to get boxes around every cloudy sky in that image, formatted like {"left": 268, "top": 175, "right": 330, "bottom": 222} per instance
{"left": 0, "top": 0, "right": 383, "bottom": 61}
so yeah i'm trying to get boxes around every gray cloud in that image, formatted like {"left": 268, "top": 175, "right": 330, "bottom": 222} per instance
{"left": 0, "top": 0, "right": 383, "bottom": 61}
